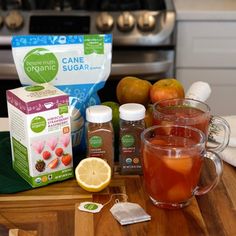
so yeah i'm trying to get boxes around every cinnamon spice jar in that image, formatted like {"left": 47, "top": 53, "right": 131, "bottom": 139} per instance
{"left": 85, "top": 105, "right": 114, "bottom": 170}
{"left": 119, "top": 103, "right": 146, "bottom": 175}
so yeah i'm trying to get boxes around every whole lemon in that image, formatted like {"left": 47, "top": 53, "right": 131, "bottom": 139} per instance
{"left": 116, "top": 76, "right": 152, "bottom": 106}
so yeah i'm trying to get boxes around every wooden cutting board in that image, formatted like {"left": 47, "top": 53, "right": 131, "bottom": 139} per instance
{"left": 0, "top": 179, "right": 92, "bottom": 236}
{"left": 1, "top": 163, "right": 236, "bottom": 236}
{"left": 74, "top": 163, "right": 236, "bottom": 236}
{"left": 74, "top": 176, "right": 209, "bottom": 236}
{"left": 0, "top": 178, "right": 92, "bottom": 202}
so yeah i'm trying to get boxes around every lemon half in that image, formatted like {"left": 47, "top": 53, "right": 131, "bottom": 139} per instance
{"left": 75, "top": 158, "right": 111, "bottom": 192}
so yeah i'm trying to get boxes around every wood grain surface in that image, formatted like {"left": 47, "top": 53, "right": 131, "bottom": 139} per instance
{"left": 0, "top": 163, "right": 236, "bottom": 236}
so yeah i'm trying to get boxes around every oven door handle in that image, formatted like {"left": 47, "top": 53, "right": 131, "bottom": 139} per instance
{"left": 0, "top": 60, "right": 172, "bottom": 79}
{"left": 111, "top": 60, "right": 172, "bottom": 76}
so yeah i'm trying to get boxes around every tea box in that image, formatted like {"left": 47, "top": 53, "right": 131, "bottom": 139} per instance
{"left": 7, "top": 83, "right": 73, "bottom": 187}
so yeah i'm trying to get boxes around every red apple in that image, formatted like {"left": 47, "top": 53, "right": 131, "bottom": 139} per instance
{"left": 150, "top": 78, "right": 185, "bottom": 104}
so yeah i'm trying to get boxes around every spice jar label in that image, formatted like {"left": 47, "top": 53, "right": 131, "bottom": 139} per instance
{"left": 119, "top": 131, "right": 143, "bottom": 174}
{"left": 121, "top": 134, "right": 135, "bottom": 148}
{"left": 89, "top": 135, "right": 103, "bottom": 148}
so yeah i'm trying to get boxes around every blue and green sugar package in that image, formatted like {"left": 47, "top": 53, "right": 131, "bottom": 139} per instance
{"left": 11, "top": 34, "right": 112, "bottom": 162}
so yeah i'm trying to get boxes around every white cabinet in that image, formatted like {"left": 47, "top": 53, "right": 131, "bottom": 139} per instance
{"left": 177, "top": 68, "right": 236, "bottom": 116}
{"left": 176, "top": 21, "right": 236, "bottom": 115}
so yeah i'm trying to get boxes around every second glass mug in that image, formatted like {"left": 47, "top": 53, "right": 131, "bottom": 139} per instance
{"left": 141, "top": 125, "right": 223, "bottom": 209}
{"left": 152, "top": 98, "right": 230, "bottom": 152}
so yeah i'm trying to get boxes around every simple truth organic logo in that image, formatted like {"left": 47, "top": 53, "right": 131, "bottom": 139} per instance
{"left": 23, "top": 48, "right": 59, "bottom": 83}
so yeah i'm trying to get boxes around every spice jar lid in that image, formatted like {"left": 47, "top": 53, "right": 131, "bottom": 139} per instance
{"left": 119, "top": 103, "right": 146, "bottom": 121}
{"left": 86, "top": 105, "right": 112, "bottom": 123}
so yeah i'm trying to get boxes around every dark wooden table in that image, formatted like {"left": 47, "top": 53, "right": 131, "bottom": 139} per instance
{"left": 0, "top": 162, "right": 236, "bottom": 236}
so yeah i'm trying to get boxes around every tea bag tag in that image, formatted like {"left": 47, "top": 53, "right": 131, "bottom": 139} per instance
{"left": 78, "top": 202, "right": 103, "bottom": 213}
{"left": 110, "top": 200, "right": 151, "bottom": 226}
{"left": 78, "top": 193, "right": 128, "bottom": 214}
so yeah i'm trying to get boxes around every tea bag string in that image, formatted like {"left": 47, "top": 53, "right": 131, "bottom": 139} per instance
{"left": 103, "top": 193, "right": 128, "bottom": 207}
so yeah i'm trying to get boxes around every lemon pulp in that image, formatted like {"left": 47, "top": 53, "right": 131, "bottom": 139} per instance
{"left": 75, "top": 157, "right": 111, "bottom": 192}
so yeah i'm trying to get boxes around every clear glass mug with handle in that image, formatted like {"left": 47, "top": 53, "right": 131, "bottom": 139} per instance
{"left": 141, "top": 125, "right": 223, "bottom": 209}
{"left": 153, "top": 98, "right": 230, "bottom": 152}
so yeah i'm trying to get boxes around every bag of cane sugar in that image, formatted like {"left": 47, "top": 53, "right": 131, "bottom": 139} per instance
{"left": 11, "top": 34, "right": 112, "bottom": 162}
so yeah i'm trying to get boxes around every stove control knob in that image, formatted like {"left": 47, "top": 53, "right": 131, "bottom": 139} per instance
{"left": 96, "top": 12, "right": 114, "bottom": 32}
{"left": 137, "top": 12, "right": 156, "bottom": 32}
{"left": 0, "top": 15, "right": 3, "bottom": 29}
{"left": 117, "top": 12, "right": 135, "bottom": 32}
{"left": 4, "top": 10, "right": 24, "bottom": 31}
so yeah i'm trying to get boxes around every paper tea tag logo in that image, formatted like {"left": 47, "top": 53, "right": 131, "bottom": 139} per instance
{"left": 84, "top": 203, "right": 98, "bottom": 211}
{"left": 23, "top": 48, "right": 59, "bottom": 83}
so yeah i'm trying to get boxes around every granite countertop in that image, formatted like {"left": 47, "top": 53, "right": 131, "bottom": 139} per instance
{"left": 173, "top": 0, "right": 236, "bottom": 20}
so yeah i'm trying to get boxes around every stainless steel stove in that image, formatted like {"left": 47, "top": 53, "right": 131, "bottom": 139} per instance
{"left": 0, "top": 0, "right": 175, "bottom": 45}
{"left": 0, "top": 0, "right": 176, "bottom": 116}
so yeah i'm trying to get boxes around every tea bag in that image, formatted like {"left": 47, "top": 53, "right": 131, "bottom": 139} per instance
{"left": 110, "top": 200, "right": 151, "bottom": 226}
{"left": 78, "top": 193, "right": 151, "bottom": 226}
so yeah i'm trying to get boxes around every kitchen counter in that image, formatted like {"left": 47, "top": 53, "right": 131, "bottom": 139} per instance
{"left": 0, "top": 164, "right": 236, "bottom": 236}
{"left": 173, "top": 0, "right": 236, "bottom": 20}
{"left": 1, "top": 118, "right": 236, "bottom": 235}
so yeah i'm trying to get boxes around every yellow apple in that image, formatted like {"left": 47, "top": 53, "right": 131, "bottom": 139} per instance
{"left": 116, "top": 76, "right": 152, "bottom": 106}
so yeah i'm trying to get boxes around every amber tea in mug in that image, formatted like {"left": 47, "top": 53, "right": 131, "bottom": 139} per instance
{"left": 153, "top": 98, "right": 230, "bottom": 152}
{"left": 141, "top": 125, "right": 223, "bottom": 209}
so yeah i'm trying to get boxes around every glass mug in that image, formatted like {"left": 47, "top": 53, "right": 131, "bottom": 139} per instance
{"left": 153, "top": 98, "right": 230, "bottom": 152}
{"left": 141, "top": 125, "right": 223, "bottom": 209}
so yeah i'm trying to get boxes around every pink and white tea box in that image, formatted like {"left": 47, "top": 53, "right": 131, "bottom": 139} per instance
{"left": 6, "top": 83, "right": 73, "bottom": 187}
